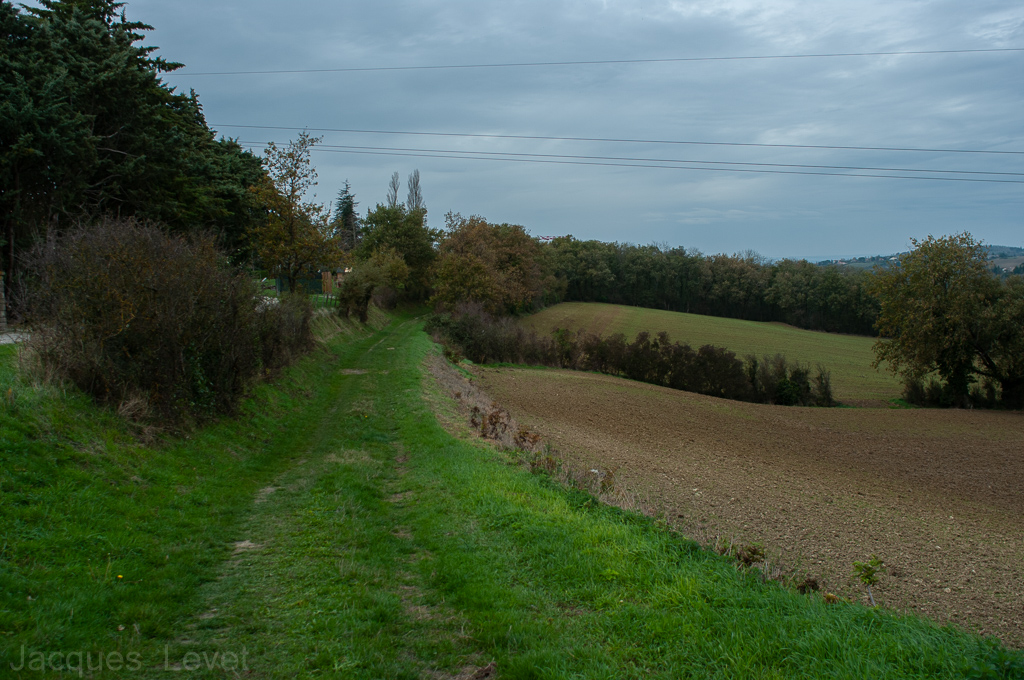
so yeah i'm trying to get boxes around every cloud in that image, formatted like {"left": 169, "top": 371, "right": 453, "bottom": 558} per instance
{"left": 97, "top": 1, "right": 1024, "bottom": 255}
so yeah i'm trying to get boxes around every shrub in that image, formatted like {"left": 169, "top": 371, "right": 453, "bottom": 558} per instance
{"left": 812, "top": 364, "right": 835, "bottom": 407}
{"left": 425, "top": 303, "right": 557, "bottom": 365}
{"left": 21, "top": 218, "right": 312, "bottom": 423}
{"left": 337, "top": 247, "right": 409, "bottom": 322}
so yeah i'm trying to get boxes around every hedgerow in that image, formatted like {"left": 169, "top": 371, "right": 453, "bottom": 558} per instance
{"left": 426, "top": 304, "right": 835, "bottom": 406}
{"left": 21, "top": 218, "right": 313, "bottom": 423}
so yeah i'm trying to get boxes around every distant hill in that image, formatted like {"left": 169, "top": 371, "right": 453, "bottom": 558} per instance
{"left": 817, "top": 244, "right": 1024, "bottom": 273}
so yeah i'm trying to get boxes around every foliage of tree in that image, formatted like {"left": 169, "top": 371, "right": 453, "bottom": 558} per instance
{"left": 386, "top": 172, "right": 401, "bottom": 209}
{"left": 406, "top": 169, "right": 424, "bottom": 212}
{"left": 248, "top": 133, "right": 344, "bottom": 293}
{"left": 336, "top": 247, "right": 409, "bottom": 322}
{"left": 544, "top": 237, "right": 878, "bottom": 335}
{"left": 358, "top": 201, "right": 437, "bottom": 301}
{"left": 426, "top": 306, "right": 835, "bottom": 407}
{"left": 870, "top": 233, "right": 1023, "bottom": 409}
{"left": 330, "top": 180, "right": 361, "bottom": 252}
{"left": 432, "top": 213, "right": 557, "bottom": 314}
{"left": 0, "top": 0, "right": 265, "bottom": 307}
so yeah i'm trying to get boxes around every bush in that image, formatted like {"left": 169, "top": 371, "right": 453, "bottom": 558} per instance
{"left": 337, "top": 247, "right": 409, "bottom": 322}
{"left": 425, "top": 302, "right": 557, "bottom": 365}
{"left": 21, "top": 218, "right": 312, "bottom": 423}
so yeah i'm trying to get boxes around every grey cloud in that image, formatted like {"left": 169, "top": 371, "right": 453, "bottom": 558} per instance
{"left": 125, "top": 0, "right": 1024, "bottom": 257}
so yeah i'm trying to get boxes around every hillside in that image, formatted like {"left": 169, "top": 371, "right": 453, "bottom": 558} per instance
{"left": 525, "top": 302, "right": 902, "bottom": 405}
{"left": 1, "top": 316, "right": 1018, "bottom": 677}
{"left": 818, "top": 245, "right": 1024, "bottom": 273}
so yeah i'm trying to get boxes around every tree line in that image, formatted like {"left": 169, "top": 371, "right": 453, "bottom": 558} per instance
{"left": 543, "top": 240, "right": 879, "bottom": 335}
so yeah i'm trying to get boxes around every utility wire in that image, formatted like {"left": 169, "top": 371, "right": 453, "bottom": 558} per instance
{"left": 178, "top": 47, "right": 1024, "bottom": 76}
{"left": 236, "top": 142, "right": 1024, "bottom": 184}
{"left": 238, "top": 141, "right": 1024, "bottom": 177}
{"left": 217, "top": 124, "right": 1024, "bottom": 156}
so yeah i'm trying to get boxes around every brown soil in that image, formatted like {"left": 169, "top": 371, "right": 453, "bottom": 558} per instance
{"left": 472, "top": 366, "right": 1024, "bottom": 646}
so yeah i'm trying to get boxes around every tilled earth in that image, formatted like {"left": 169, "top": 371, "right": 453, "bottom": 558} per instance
{"left": 472, "top": 366, "right": 1024, "bottom": 647}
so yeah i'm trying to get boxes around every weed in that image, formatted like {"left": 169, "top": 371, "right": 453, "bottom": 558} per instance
{"left": 734, "top": 543, "right": 766, "bottom": 568}
{"left": 600, "top": 465, "right": 620, "bottom": 494}
{"left": 852, "top": 555, "right": 885, "bottom": 606}
{"left": 796, "top": 577, "right": 820, "bottom": 594}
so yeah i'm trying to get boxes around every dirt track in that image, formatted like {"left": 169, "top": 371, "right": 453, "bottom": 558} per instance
{"left": 472, "top": 366, "right": 1024, "bottom": 646}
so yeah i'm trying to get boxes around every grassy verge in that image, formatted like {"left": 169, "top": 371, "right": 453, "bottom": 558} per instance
{"left": 0, "top": 316, "right": 1015, "bottom": 678}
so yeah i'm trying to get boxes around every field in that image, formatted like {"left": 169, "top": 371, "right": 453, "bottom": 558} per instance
{"left": 524, "top": 302, "right": 901, "bottom": 405}
{"left": 472, "top": 365, "right": 1024, "bottom": 646}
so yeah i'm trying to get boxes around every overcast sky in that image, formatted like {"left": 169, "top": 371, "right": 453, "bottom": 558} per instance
{"left": 126, "top": 1, "right": 1023, "bottom": 258}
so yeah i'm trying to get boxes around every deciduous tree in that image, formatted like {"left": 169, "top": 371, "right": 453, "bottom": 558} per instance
{"left": 432, "top": 213, "right": 551, "bottom": 314}
{"left": 871, "top": 233, "right": 1023, "bottom": 408}
{"left": 359, "top": 195, "right": 437, "bottom": 301}
{"left": 249, "top": 133, "right": 343, "bottom": 292}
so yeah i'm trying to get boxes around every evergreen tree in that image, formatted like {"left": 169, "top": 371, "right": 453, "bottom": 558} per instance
{"left": 1, "top": 0, "right": 265, "bottom": 309}
{"left": 331, "top": 180, "right": 361, "bottom": 251}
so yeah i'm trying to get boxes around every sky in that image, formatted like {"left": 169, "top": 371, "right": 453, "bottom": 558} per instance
{"left": 117, "top": 1, "right": 1024, "bottom": 258}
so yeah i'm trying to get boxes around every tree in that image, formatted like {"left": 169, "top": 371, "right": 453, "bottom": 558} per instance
{"left": 431, "top": 213, "right": 551, "bottom": 314}
{"left": 330, "top": 180, "right": 360, "bottom": 251}
{"left": 358, "top": 203, "right": 436, "bottom": 300}
{"left": 248, "top": 133, "right": 343, "bottom": 292}
{"left": 406, "top": 169, "right": 424, "bottom": 212}
{"left": 1, "top": 0, "right": 265, "bottom": 310}
{"left": 336, "top": 247, "right": 409, "bottom": 322}
{"left": 870, "top": 233, "right": 1023, "bottom": 408}
{"left": 386, "top": 172, "right": 401, "bottom": 208}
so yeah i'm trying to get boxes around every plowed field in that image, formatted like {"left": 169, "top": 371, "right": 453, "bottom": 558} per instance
{"left": 473, "top": 365, "right": 1024, "bottom": 646}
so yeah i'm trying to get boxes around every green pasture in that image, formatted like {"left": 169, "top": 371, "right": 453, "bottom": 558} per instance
{"left": 526, "top": 302, "right": 902, "bottom": 404}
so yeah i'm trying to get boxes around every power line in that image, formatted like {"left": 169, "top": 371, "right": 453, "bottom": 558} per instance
{"left": 178, "top": 47, "right": 1024, "bottom": 76}
{"left": 216, "top": 124, "right": 1024, "bottom": 156}
{"left": 238, "top": 141, "right": 1024, "bottom": 177}
{"left": 236, "top": 141, "right": 1024, "bottom": 184}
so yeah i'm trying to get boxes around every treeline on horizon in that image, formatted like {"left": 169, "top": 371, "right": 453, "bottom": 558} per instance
{"left": 541, "top": 239, "right": 879, "bottom": 336}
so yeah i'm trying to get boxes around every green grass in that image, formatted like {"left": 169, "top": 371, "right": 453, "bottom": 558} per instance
{"left": 525, "top": 301, "right": 901, "bottom": 403}
{"left": 0, "top": 317, "right": 1014, "bottom": 678}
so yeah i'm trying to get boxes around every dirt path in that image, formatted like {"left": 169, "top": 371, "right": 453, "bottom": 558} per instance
{"left": 473, "top": 366, "right": 1024, "bottom": 646}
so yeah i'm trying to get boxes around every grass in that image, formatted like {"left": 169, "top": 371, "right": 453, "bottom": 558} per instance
{"left": 525, "top": 301, "right": 901, "bottom": 403}
{"left": 0, "top": 315, "right": 1015, "bottom": 678}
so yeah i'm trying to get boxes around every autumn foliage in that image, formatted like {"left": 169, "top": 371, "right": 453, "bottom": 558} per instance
{"left": 431, "top": 213, "right": 561, "bottom": 314}
{"left": 248, "top": 133, "right": 344, "bottom": 293}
